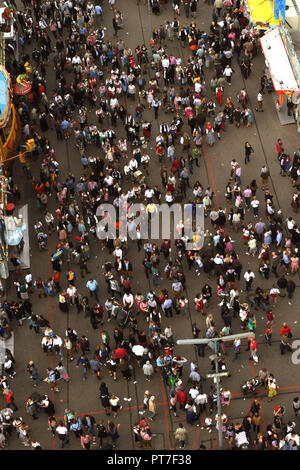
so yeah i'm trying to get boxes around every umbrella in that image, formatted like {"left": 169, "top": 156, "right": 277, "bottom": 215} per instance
{"left": 30, "top": 392, "right": 41, "bottom": 402}
{"left": 114, "top": 347, "right": 127, "bottom": 359}
{"left": 14, "top": 80, "right": 32, "bottom": 96}
{"left": 132, "top": 345, "right": 144, "bottom": 356}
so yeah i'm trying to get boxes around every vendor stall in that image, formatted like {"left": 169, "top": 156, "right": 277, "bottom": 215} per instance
{"left": 260, "top": 24, "right": 300, "bottom": 125}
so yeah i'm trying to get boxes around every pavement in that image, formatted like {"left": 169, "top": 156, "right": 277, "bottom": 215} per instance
{"left": 3, "top": 0, "right": 300, "bottom": 451}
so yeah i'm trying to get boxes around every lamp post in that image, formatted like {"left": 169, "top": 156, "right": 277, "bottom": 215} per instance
{"left": 147, "top": 0, "right": 153, "bottom": 46}
{"left": 177, "top": 332, "right": 254, "bottom": 449}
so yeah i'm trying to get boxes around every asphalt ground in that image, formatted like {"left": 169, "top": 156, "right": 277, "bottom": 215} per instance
{"left": 3, "top": 0, "right": 300, "bottom": 451}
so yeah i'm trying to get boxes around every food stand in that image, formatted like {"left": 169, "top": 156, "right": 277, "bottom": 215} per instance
{"left": 260, "top": 24, "right": 300, "bottom": 125}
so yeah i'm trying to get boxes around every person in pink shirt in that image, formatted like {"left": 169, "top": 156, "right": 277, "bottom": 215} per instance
{"left": 243, "top": 186, "right": 252, "bottom": 210}
{"left": 235, "top": 165, "right": 242, "bottom": 184}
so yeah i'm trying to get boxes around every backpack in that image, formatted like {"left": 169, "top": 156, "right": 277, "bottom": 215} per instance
{"left": 19, "top": 284, "right": 27, "bottom": 293}
{"left": 54, "top": 369, "right": 60, "bottom": 380}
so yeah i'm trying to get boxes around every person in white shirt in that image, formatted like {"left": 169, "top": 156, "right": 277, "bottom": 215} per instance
{"left": 223, "top": 65, "right": 233, "bottom": 85}
{"left": 104, "top": 175, "right": 113, "bottom": 187}
{"left": 251, "top": 196, "right": 260, "bottom": 217}
{"left": 256, "top": 92, "right": 263, "bottom": 112}
{"left": 123, "top": 292, "right": 134, "bottom": 309}
{"left": 53, "top": 335, "right": 64, "bottom": 360}
{"left": 247, "top": 235, "right": 257, "bottom": 256}
{"left": 56, "top": 422, "right": 69, "bottom": 448}
{"left": 127, "top": 83, "right": 136, "bottom": 98}
{"left": 129, "top": 157, "right": 138, "bottom": 172}
{"left": 145, "top": 188, "right": 154, "bottom": 201}
{"left": 286, "top": 217, "right": 295, "bottom": 232}
{"left": 194, "top": 393, "right": 208, "bottom": 413}
{"left": 114, "top": 247, "right": 123, "bottom": 259}
{"left": 244, "top": 270, "right": 255, "bottom": 291}
{"left": 67, "top": 284, "right": 77, "bottom": 304}
{"left": 162, "top": 57, "right": 170, "bottom": 69}
{"left": 72, "top": 54, "right": 82, "bottom": 65}
{"left": 189, "top": 386, "right": 199, "bottom": 400}
{"left": 42, "top": 336, "right": 53, "bottom": 354}
{"left": 124, "top": 162, "right": 131, "bottom": 177}
{"left": 194, "top": 81, "right": 201, "bottom": 93}
{"left": 286, "top": 432, "right": 300, "bottom": 447}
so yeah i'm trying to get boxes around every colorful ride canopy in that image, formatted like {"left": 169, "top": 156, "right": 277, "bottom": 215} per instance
{"left": 0, "top": 65, "right": 11, "bottom": 128}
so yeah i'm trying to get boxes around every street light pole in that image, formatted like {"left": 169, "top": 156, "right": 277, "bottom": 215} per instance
{"left": 177, "top": 332, "right": 254, "bottom": 450}
{"left": 147, "top": 0, "right": 153, "bottom": 45}
{"left": 214, "top": 341, "right": 223, "bottom": 450}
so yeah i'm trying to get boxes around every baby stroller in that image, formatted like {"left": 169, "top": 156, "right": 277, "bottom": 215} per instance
{"left": 133, "top": 170, "right": 145, "bottom": 185}
{"left": 241, "top": 377, "right": 260, "bottom": 395}
{"left": 116, "top": 308, "right": 130, "bottom": 328}
{"left": 235, "top": 431, "right": 249, "bottom": 449}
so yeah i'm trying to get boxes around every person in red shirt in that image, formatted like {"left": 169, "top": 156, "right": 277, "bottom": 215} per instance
{"left": 250, "top": 336, "right": 258, "bottom": 361}
{"left": 38, "top": 84, "right": 45, "bottom": 96}
{"left": 266, "top": 309, "right": 274, "bottom": 327}
{"left": 280, "top": 322, "right": 291, "bottom": 337}
{"left": 171, "top": 159, "right": 181, "bottom": 175}
{"left": 265, "top": 326, "right": 272, "bottom": 346}
{"left": 34, "top": 182, "right": 45, "bottom": 195}
{"left": 4, "top": 390, "right": 18, "bottom": 411}
{"left": 276, "top": 138, "right": 284, "bottom": 160}
{"left": 177, "top": 386, "right": 187, "bottom": 410}
{"left": 53, "top": 270, "right": 61, "bottom": 291}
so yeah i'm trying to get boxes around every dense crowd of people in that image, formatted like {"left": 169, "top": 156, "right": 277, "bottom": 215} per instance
{"left": 0, "top": 0, "right": 299, "bottom": 451}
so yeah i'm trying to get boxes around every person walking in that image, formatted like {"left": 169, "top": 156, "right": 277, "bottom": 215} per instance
{"left": 142, "top": 361, "right": 154, "bottom": 381}
{"left": 86, "top": 279, "right": 99, "bottom": 301}
{"left": 76, "top": 354, "right": 90, "bottom": 381}
{"left": 148, "top": 395, "right": 157, "bottom": 421}
{"left": 233, "top": 338, "right": 241, "bottom": 360}
{"left": 249, "top": 336, "right": 258, "bottom": 362}
{"left": 26, "top": 361, "right": 41, "bottom": 386}
{"left": 223, "top": 65, "right": 233, "bottom": 85}
{"left": 152, "top": 97, "right": 161, "bottom": 119}
{"left": 251, "top": 196, "right": 260, "bottom": 217}
{"left": 56, "top": 421, "right": 69, "bottom": 448}
{"left": 174, "top": 423, "right": 188, "bottom": 449}
{"left": 99, "top": 382, "right": 111, "bottom": 415}
{"left": 46, "top": 368, "right": 60, "bottom": 393}
{"left": 265, "top": 326, "right": 272, "bottom": 346}
{"left": 260, "top": 165, "right": 270, "bottom": 190}
{"left": 245, "top": 142, "right": 254, "bottom": 164}
{"left": 244, "top": 269, "right": 255, "bottom": 291}
{"left": 107, "top": 421, "right": 120, "bottom": 448}
{"left": 292, "top": 397, "right": 300, "bottom": 417}
{"left": 81, "top": 433, "right": 92, "bottom": 450}
{"left": 26, "top": 397, "right": 39, "bottom": 420}
{"left": 109, "top": 394, "right": 121, "bottom": 418}
{"left": 255, "top": 91, "right": 264, "bottom": 112}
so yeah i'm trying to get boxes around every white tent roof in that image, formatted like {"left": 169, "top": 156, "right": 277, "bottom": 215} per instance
{"left": 260, "top": 27, "right": 299, "bottom": 91}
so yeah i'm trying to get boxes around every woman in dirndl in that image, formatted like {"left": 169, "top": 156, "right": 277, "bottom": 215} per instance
{"left": 205, "top": 122, "right": 215, "bottom": 146}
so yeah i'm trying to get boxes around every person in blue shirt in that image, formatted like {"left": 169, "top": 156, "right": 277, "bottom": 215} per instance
{"left": 156, "top": 354, "right": 167, "bottom": 383}
{"left": 95, "top": 4, "right": 102, "bottom": 24}
{"left": 76, "top": 354, "right": 89, "bottom": 380}
{"left": 70, "top": 417, "right": 83, "bottom": 438}
{"left": 86, "top": 279, "right": 99, "bottom": 301}
{"left": 79, "top": 25, "right": 87, "bottom": 41}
